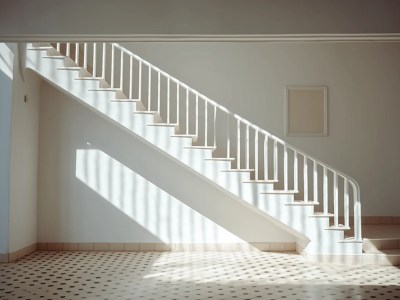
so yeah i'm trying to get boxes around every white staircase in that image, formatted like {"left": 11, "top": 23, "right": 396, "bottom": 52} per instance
{"left": 25, "top": 42, "right": 363, "bottom": 255}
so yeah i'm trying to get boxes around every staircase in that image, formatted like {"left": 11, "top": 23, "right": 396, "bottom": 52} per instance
{"left": 25, "top": 42, "right": 363, "bottom": 256}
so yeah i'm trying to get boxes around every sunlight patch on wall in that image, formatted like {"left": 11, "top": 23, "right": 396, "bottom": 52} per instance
{"left": 75, "top": 148, "right": 244, "bottom": 243}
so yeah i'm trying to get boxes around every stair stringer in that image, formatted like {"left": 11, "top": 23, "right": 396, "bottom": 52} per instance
{"left": 25, "top": 44, "right": 362, "bottom": 255}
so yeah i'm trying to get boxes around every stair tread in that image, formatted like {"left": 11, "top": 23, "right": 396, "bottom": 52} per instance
{"left": 221, "top": 169, "right": 254, "bottom": 172}
{"left": 28, "top": 47, "right": 53, "bottom": 50}
{"left": 243, "top": 180, "right": 277, "bottom": 183}
{"left": 310, "top": 212, "right": 335, "bottom": 217}
{"left": 261, "top": 190, "right": 299, "bottom": 194}
{"left": 339, "top": 237, "right": 363, "bottom": 243}
{"left": 58, "top": 67, "right": 82, "bottom": 70}
{"left": 326, "top": 225, "right": 351, "bottom": 230}
{"left": 148, "top": 123, "right": 178, "bottom": 127}
{"left": 204, "top": 157, "right": 235, "bottom": 161}
{"left": 171, "top": 134, "right": 198, "bottom": 138}
{"left": 88, "top": 88, "right": 120, "bottom": 91}
{"left": 42, "top": 56, "right": 65, "bottom": 59}
{"left": 134, "top": 111, "right": 158, "bottom": 114}
{"left": 110, "top": 99, "right": 140, "bottom": 102}
{"left": 183, "top": 146, "right": 216, "bottom": 150}
{"left": 285, "top": 201, "right": 319, "bottom": 206}
{"left": 75, "top": 77, "right": 104, "bottom": 80}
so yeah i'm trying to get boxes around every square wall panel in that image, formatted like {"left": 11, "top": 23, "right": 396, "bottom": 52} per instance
{"left": 286, "top": 86, "right": 328, "bottom": 136}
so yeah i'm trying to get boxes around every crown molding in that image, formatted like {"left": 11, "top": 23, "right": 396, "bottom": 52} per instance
{"left": 1, "top": 33, "right": 400, "bottom": 42}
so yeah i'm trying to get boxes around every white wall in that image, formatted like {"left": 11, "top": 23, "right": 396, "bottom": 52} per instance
{"left": 120, "top": 41, "right": 400, "bottom": 216}
{"left": 37, "top": 82, "right": 296, "bottom": 243}
{"left": 7, "top": 44, "right": 41, "bottom": 252}
{"left": 0, "top": 0, "right": 399, "bottom": 37}
{"left": 0, "top": 44, "right": 13, "bottom": 254}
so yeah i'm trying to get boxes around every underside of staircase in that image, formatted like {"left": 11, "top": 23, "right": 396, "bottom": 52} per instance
{"left": 25, "top": 42, "right": 363, "bottom": 257}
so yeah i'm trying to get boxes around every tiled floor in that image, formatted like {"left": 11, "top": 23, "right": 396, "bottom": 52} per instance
{"left": 1, "top": 251, "right": 400, "bottom": 300}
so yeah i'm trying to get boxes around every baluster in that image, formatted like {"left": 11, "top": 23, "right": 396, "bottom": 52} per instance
{"left": 246, "top": 124, "right": 250, "bottom": 169}
{"left": 120, "top": 51, "right": 124, "bottom": 90}
{"left": 204, "top": 101, "right": 208, "bottom": 146}
{"left": 101, "top": 43, "right": 106, "bottom": 79}
{"left": 75, "top": 43, "right": 79, "bottom": 65}
{"left": 323, "top": 167, "right": 328, "bottom": 214}
{"left": 213, "top": 106, "right": 217, "bottom": 148}
{"left": 264, "top": 134, "right": 269, "bottom": 180}
{"left": 157, "top": 72, "right": 161, "bottom": 114}
{"left": 304, "top": 156, "right": 308, "bottom": 201}
{"left": 254, "top": 130, "right": 259, "bottom": 180}
{"left": 93, "top": 42, "right": 97, "bottom": 77}
{"left": 186, "top": 89, "right": 189, "bottom": 134}
{"left": 195, "top": 95, "right": 199, "bottom": 137}
{"left": 344, "top": 178, "right": 349, "bottom": 228}
{"left": 147, "top": 66, "right": 151, "bottom": 111}
{"left": 284, "top": 145, "right": 288, "bottom": 190}
{"left": 176, "top": 83, "right": 180, "bottom": 124}
{"left": 334, "top": 172, "right": 338, "bottom": 227}
{"left": 294, "top": 151, "right": 298, "bottom": 191}
{"left": 56, "top": 43, "right": 60, "bottom": 52}
{"left": 66, "top": 43, "right": 70, "bottom": 57}
{"left": 313, "top": 161, "right": 318, "bottom": 203}
{"left": 226, "top": 114, "right": 231, "bottom": 158}
{"left": 237, "top": 119, "right": 241, "bottom": 169}
{"left": 167, "top": 78, "right": 170, "bottom": 123}
{"left": 83, "top": 43, "right": 87, "bottom": 69}
{"left": 273, "top": 140, "right": 278, "bottom": 181}
{"left": 138, "top": 61, "right": 142, "bottom": 100}
{"left": 129, "top": 56, "right": 133, "bottom": 99}
{"left": 354, "top": 189, "right": 362, "bottom": 240}
{"left": 111, "top": 44, "right": 114, "bottom": 88}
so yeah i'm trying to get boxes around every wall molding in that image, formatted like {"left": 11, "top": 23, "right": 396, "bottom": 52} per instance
{"left": 1, "top": 33, "right": 400, "bottom": 43}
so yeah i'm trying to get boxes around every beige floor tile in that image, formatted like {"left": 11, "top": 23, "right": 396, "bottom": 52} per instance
{"left": 1, "top": 251, "right": 400, "bottom": 299}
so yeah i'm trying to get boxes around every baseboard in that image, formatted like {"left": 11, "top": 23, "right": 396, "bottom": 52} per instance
{"left": 37, "top": 242, "right": 296, "bottom": 252}
{"left": 0, "top": 243, "right": 37, "bottom": 263}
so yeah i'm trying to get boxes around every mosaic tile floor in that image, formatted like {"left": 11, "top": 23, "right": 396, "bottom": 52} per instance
{"left": 1, "top": 251, "right": 400, "bottom": 300}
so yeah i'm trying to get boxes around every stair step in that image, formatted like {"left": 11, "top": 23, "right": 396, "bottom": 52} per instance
{"left": 339, "top": 237, "right": 363, "bottom": 243}
{"left": 58, "top": 67, "right": 82, "bottom": 70}
{"left": 261, "top": 190, "right": 299, "bottom": 194}
{"left": 28, "top": 46, "right": 53, "bottom": 50}
{"left": 285, "top": 201, "right": 319, "bottom": 206}
{"left": 110, "top": 99, "right": 140, "bottom": 102}
{"left": 75, "top": 77, "right": 104, "bottom": 81}
{"left": 310, "top": 212, "right": 334, "bottom": 218}
{"left": 221, "top": 169, "right": 254, "bottom": 172}
{"left": 326, "top": 225, "right": 351, "bottom": 231}
{"left": 183, "top": 146, "right": 216, "bottom": 150}
{"left": 171, "top": 134, "right": 198, "bottom": 138}
{"left": 42, "top": 55, "right": 65, "bottom": 59}
{"left": 134, "top": 111, "right": 158, "bottom": 115}
{"left": 148, "top": 123, "right": 178, "bottom": 127}
{"left": 243, "top": 180, "right": 278, "bottom": 184}
{"left": 88, "top": 88, "right": 120, "bottom": 91}
{"left": 204, "top": 157, "right": 235, "bottom": 161}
